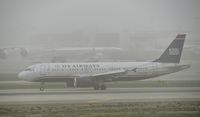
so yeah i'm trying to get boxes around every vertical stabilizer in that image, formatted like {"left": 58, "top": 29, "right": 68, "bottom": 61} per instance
{"left": 154, "top": 34, "right": 186, "bottom": 63}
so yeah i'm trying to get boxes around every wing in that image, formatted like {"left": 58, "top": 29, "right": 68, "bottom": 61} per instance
{"left": 79, "top": 69, "right": 128, "bottom": 81}
{"left": 91, "top": 69, "right": 127, "bottom": 77}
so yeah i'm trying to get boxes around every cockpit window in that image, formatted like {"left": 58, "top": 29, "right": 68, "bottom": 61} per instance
{"left": 25, "top": 67, "right": 34, "bottom": 71}
{"left": 25, "top": 68, "right": 31, "bottom": 71}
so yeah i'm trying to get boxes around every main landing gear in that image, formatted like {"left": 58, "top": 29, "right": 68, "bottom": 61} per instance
{"left": 40, "top": 82, "right": 45, "bottom": 91}
{"left": 65, "top": 78, "right": 77, "bottom": 88}
{"left": 93, "top": 80, "right": 107, "bottom": 90}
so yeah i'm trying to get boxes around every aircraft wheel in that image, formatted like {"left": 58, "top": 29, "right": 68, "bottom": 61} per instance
{"left": 94, "top": 85, "right": 99, "bottom": 90}
{"left": 40, "top": 82, "right": 45, "bottom": 91}
{"left": 100, "top": 85, "right": 106, "bottom": 90}
{"left": 40, "top": 87, "right": 44, "bottom": 91}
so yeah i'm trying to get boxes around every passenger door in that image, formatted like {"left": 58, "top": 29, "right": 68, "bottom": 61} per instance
{"left": 40, "top": 64, "right": 48, "bottom": 77}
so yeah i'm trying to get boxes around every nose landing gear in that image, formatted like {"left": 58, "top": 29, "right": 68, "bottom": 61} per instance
{"left": 40, "top": 82, "right": 45, "bottom": 91}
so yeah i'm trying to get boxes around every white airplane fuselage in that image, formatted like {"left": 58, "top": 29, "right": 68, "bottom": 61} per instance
{"left": 18, "top": 34, "right": 190, "bottom": 90}
{"left": 18, "top": 62, "right": 189, "bottom": 82}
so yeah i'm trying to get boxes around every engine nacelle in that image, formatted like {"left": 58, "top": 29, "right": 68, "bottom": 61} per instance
{"left": 0, "top": 49, "right": 7, "bottom": 59}
{"left": 20, "top": 48, "right": 29, "bottom": 57}
{"left": 66, "top": 78, "right": 93, "bottom": 88}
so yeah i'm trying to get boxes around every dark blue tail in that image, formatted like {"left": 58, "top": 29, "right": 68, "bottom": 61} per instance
{"left": 154, "top": 34, "right": 186, "bottom": 63}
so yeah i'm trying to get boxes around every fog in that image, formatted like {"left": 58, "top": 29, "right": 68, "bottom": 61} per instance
{"left": 1, "top": 0, "right": 200, "bottom": 45}
{"left": 0, "top": 0, "right": 200, "bottom": 80}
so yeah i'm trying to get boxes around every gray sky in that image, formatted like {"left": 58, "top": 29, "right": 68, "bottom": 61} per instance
{"left": 0, "top": 0, "right": 200, "bottom": 46}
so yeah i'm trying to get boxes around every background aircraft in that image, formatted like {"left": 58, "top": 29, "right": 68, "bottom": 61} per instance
{"left": 0, "top": 46, "right": 123, "bottom": 62}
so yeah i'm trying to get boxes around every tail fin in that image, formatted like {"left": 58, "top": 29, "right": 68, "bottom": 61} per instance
{"left": 154, "top": 34, "right": 186, "bottom": 63}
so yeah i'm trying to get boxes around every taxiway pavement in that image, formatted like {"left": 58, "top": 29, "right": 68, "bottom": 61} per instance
{"left": 0, "top": 87, "right": 199, "bottom": 104}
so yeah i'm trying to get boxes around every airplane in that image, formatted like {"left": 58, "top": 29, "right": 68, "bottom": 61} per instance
{"left": 18, "top": 34, "right": 190, "bottom": 91}
{"left": 0, "top": 46, "right": 123, "bottom": 63}
{"left": 0, "top": 47, "right": 28, "bottom": 59}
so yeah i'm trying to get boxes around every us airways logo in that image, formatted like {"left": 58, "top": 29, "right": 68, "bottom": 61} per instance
{"left": 169, "top": 48, "right": 180, "bottom": 55}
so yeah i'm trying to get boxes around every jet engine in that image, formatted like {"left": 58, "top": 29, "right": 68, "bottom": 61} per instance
{"left": 0, "top": 49, "right": 7, "bottom": 59}
{"left": 20, "top": 48, "right": 29, "bottom": 57}
{"left": 66, "top": 78, "right": 93, "bottom": 88}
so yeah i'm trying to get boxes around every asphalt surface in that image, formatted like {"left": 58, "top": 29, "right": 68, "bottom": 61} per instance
{"left": 0, "top": 87, "right": 199, "bottom": 104}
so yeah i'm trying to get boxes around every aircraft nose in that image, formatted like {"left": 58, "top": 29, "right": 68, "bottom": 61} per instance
{"left": 18, "top": 72, "right": 26, "bottom": 80}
